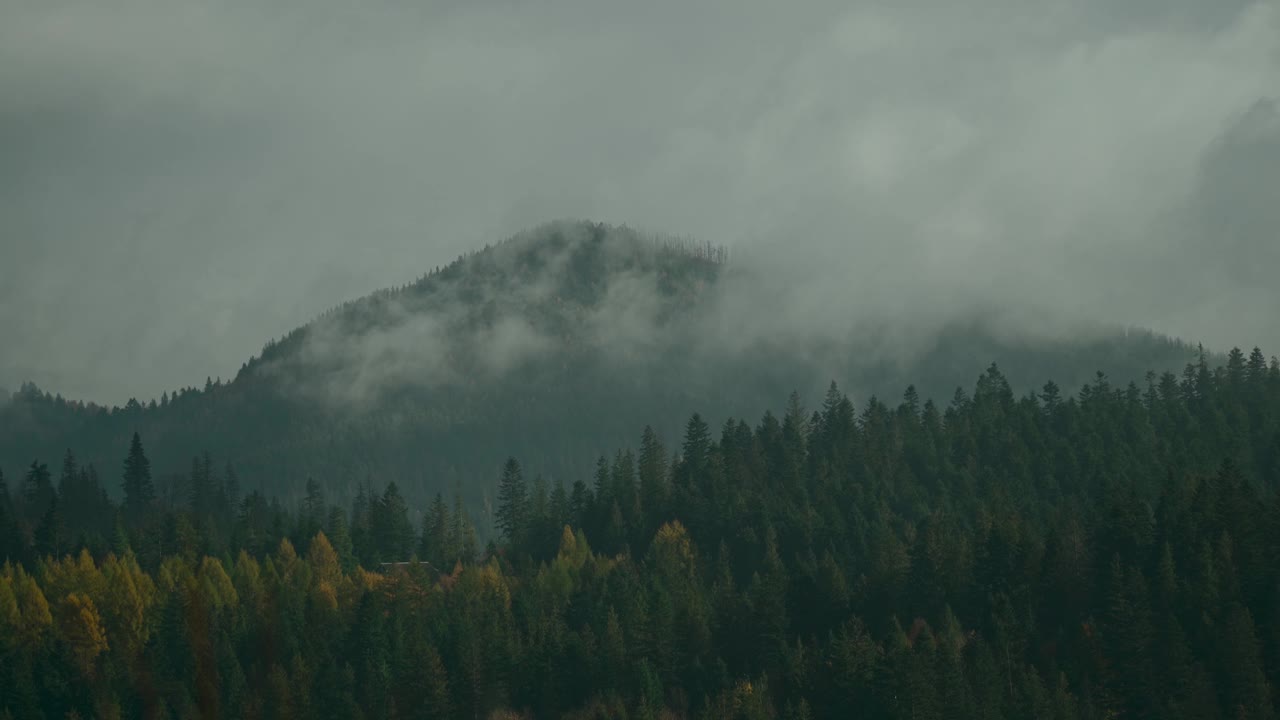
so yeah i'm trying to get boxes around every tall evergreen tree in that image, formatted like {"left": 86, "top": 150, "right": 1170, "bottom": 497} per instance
{"left": 374, "top": 482, "right": 414, "bottom": 562}
{"left": 638, "top": 425, "right": 668, "bottom": 524}
{"left": 326, "top": 505, "right": 356, "bottom": 571}
{"left": 680, "top": 414, "right": 712, "bottom": 480}
{"left": 420, "top": 492, "right": 450, "bottom": 567}
{"left": 0, "top": 468, "right": 16, "bottom": 561}
{"left": 223, "top": 462, "right": 241, "bottom": 514}
{"left": 57, "top": 449, "right": 78, "bottom": 500}
{"left": 23, "top": 461, "right": 54, "bottom": 520}
{"left": 495, "top": 457, "right": 527, "bottom": 545}
{"left": 60, "top": 457, "right": 110, "bottom": 547}
{"left": 188, "top": 452, "right": 215, "bottom": 516}
{"left": 549, "top": 479, "right": 569, "bottom": 535}
{"left": 121, "top": 432, "right": 155, "bottom": 521}
{"left": 299, "top": 478, "right": 327, "bottom": 548}
{"left": 33, "top": 496, "right": 65, "bottom": 558}
{"left": 452, "top": 489, "right": 477, "bottom": 565}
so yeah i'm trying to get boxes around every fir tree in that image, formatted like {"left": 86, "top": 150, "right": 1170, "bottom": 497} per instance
{"left": 495, "top": 457, "right": 527, "bottom": 545}
{"left": 121, "top": 432, "right": 155, "bottom": 521}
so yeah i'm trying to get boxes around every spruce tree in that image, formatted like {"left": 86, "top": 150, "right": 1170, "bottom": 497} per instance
{"left": 121, "top": 432, "right": 155, "bottom": 521}
{"left": 299, "top": 478, "right": 326, "bottom": 548}
{"left": 638, "top": 425, "right": 668, "bottom": 524}
{"left": 0, "top": 468, "right": 16, "bottom": 561}
{"left": 420, "top": 492, "right": 450, "bottom": 567}
{"left": 325, "top": 505, "right": 356, "bottom": 572}
{"left": 23, "top": 461, "right": 54, "bottom": 520}
{"left": 374, "top": 482, "right": 414, "bottom": 562}
{"left": 452, "top": 488, "right": 477, "bottom": 565}
{"left": 188, "top": 452, "right": 214, "bottom": 517}
{"left": 495, "top": 457, "right": 527, "bottom": 545}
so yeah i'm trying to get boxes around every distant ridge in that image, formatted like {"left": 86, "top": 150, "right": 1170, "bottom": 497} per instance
{"left": 0, "top": 221, "right": 1208, "bottom": 512}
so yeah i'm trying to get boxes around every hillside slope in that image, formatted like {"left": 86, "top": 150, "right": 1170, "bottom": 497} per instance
{"left": 0, "top": 222, "right": 1205, "bottom": 506}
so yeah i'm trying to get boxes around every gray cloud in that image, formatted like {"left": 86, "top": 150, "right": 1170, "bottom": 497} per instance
{"left": 2, "top": 0, "right": 1278, "bottom": 404}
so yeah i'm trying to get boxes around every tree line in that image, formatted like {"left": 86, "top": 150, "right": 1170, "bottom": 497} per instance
{"left": 1, "top": 347, "right": 1279, "bottom": 718}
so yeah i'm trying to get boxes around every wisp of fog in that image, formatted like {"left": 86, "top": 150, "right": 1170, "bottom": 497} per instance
{"left": 1, "top": 0, "right": 1277, "bottom": 404}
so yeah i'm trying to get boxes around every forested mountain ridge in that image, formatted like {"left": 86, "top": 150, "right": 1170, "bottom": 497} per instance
{"left": 1, "top": 349, "right": 1278, "bottom": 718}
{"left": 0, "top": 222, "right": 1207, "bottom": 509}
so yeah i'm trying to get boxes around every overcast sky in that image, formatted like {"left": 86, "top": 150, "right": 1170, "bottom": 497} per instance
{"left": 2, "top": 0, "right": 1278, "bottom": 404}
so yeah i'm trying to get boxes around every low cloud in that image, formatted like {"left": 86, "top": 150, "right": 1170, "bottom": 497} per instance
{"left": 1, "top": 0, "right": 1277, "bottom": 404}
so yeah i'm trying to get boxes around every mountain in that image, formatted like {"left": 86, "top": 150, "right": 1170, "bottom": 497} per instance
{"left": 0, "top": 221, "right": 1205, "bottom": 509}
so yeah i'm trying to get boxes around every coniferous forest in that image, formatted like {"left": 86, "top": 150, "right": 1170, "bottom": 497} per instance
{"left": 9, "top": 0, "right": 1280, "bottom": 715}
{"left": 2, "top": 348, "right": 1279, "bottom": 719}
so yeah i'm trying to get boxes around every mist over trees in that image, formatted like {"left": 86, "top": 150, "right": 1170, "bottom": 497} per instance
{"left": 0, "top": 224, "right": 1268, "bottom": 717}
{"left": 4, "top": 0, "right": 1278, "bottom": 715}
{"left": 0, "top": 223, "right": 1207, "bottom": 511}
{"left": 1, "top": 350, "right": 1279, "bottom": 717}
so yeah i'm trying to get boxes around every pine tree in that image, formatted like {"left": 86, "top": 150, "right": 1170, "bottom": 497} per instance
{"left": 452, "top": 489, "right": 477, "bottom": 565}
{"left": 782, "top": 391, "right": 810, "bottom": 481}
{"left": 495, "top": 457, "right": 527, "bottom": 545}
{"left": 751, "top": 527, "right": 790, "bottom": 670}
{"left": 638, "top": 425, "right": 668, "bottom": 525}
{"left": 569, "top": 479, "right": 591, "bottom": 529}
{"left": 422, "top": 646, "right": 452, "bottom": 719}
{"left": 121, "top": 432, "right": 155, "bottom": 521}
{"left": 420, "top": 492, "right": 450, "bottom": 567}
{"left": 374, "top": 482, "right": 414, "bottom": 562}
{"left": 0, "top": 468, "right": 17, "bottom": 562}
{"left": 351, "top": 483, "right": 374, "bottom": 566}
{"left": 222, "top": 463, "right": 241, "bottom": 515}
{"left": 23, "top": 460, "right": 55, "bottom": 520}
{"left": 592, "top": 456, "right": 612, "bottom": 512}
{"left": 549, "top": 479, "right": 568, "bottom": 534}
{"left": 34, "top": 496, "right": 66, "bottom": 559}
{"left": 188, "top": 452, "right": 214, "bottom": 517}
{"left": 325, "top": 506, "right": 355, "bottom": 572}
{"left": 1217, "top": 603, "right": 1273, "bottom": 720}
{"left": 59, "top": 456, "right": 111, "bottom": 548}
{"left": 299, "top": 478, "right": 326, "bottom": 548}
{"left": 57, "top": 449, "right": 79, "bottom": 502}
{"left": 612, "top": 450, "right": 638, "bottom": 525}
{"left": 1247, "top": 347, "right": 1269, "bottom": 384}
{"left": 679, "top": 413, "right": 712, "bottom": 480}
{"left": 529, "top": 473, "right": 550, "bottom": 555}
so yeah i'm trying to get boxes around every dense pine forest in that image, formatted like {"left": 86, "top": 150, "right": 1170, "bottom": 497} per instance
{"left": 0, "top": 223, "right": 1205, "bottom": 513}
{"left": 2, "top": 348, "right": 1278, "bottom": 719}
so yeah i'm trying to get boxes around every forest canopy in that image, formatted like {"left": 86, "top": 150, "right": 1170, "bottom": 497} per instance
{"left": 1, "top": 349, "right": 1278, "bottom": 718}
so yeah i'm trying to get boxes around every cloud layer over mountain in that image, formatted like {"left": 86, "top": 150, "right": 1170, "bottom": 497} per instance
{"left": 2, "top": 0, "right": 1277, "bottom": 403}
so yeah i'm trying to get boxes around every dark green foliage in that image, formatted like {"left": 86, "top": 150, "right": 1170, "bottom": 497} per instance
{"left": 373, "top": 481, "right": 415, "bottom": 562}
{"left": 120, "top": 432, "right": 154, "bottom": 521}
{"left": 420, "top": 492, "right": 451, "bottom": 568}
{"left": 2, "top": 348, "right": 1280, "bottom": 718}
{"left": 23, "top": 461, "right": 54, "bottom": 519}
{"left": 496, "top": 457, "right": 527, "bottom": 545}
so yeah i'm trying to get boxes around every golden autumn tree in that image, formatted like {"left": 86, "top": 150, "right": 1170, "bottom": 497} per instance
{"left": 11, "top": 565, "right": 53, "bottom": 651}
{"left": 0, "top": 570, "right": 20, "bottom": 653}
{"left": 307, "top": 531, "right": 343, "bottom": 615}
{"left": 649, "top": 520, "right": 698, "bottom": 593}
{"left": 98, "top": 552, "right": 157, "bottom": 660}
{"left": 57, "top": 592, "right": 108, "bottom": 678}
{"left": 307, "top": 531, "right": 341, "bottom": 587}
{"left": 156, "top": 554, "right": 195, "bottom": 595}
{"left": 40, "top": 548, "right": 106, "bottom": 609}
{"left": 198, "top": 556, "right": 239, "bottom": 611}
